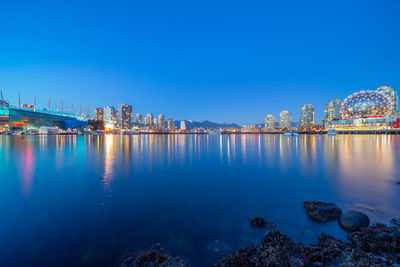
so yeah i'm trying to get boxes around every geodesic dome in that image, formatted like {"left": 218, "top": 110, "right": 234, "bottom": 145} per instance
{"left": 340, "top": 90, "right": 392, "bottom": 119}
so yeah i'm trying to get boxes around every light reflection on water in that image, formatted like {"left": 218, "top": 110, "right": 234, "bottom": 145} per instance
{"left": 0, "top": 134, "right": 400, "bottom": 266}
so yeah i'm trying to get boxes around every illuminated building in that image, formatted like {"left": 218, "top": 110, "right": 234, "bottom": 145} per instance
{"left": 145, "top": 113, "right": 154, "bottom": 127}
{"left": 180, "top": 120, "right": 187, "bottom": 130}
{"left": 377, "top": 85, "right": 398, "bottom": 118}
{"left": 118, "top": 104, "right": 133, "bottom": 129}
{"left": 279, "top": 111, "right": 292, "bottom": 129}
{"left": 158, "top": 114, "right": 165, "bottom": 129}
{"left": 167, "top": 119, "right": 175, "bottom": 130}
{"left": 325, "top": 99, "right": 341, "bottom": 122}
{"left": 341, "top": 90, "right": 392, "bottom": 119}
{"left": 300, "top": 104, "right": 315, "bottom": 128}
{"left": 265, "top": 114, "right": 276, "bottom": 130}
{"left": 95, "top": 107, "right": 104, "bottom": 121}
{"left": 3, "top": 107, "right": 87, "bottom": 130}
{"left": 104, "top": 106, "right": 118, "bottom": 129}
{"left": 153, "top": 118, "right": 158, "bottom": 128}
{"left": 244, "top": 124, "right": 256, "bottom": 131}
{"left": 135, "top": 113, "right": 143, "bottom": 124}
{"left": 326, "top": 90, "right": 399, "bottom": 130}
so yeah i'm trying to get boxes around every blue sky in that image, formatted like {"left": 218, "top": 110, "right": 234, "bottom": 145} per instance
{"left": 0, "top": 0, "right": 399, "bottom": 125}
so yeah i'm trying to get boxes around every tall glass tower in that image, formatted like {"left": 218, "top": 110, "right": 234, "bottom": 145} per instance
{"left": 158, "top": 114, "right": 165, "bottom": 129}
{"left": 118, "top": 104, "right": 133, "bottom": 129}
{"left": 325, "top": 99, "right": 341, "bottom": 122}
{"left": 264, "top": 114, "right": 276, "bottom": 130}
{"left": 279, "top": 111, "right": 292, "bottom": 129}
{"left": 377, "top": 85, "right": 398, "bottom": 118}
{"left": 300, "top": 104, "right": 315, "bottom": 128}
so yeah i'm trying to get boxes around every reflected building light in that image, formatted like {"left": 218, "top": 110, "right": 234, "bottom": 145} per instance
{"left": 19, "top": 141, "right": 34, "bottom": 198}
{"left": 103, "top": 135, "right": 115, "bottom": 191}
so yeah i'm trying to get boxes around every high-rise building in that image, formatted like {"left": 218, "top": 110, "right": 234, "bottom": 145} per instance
{"left": 158, "top": 114, "right": 165, "bottom": 129}
{"left": 300, "top": 104, "right": 315, "bottom": 128}
{"left": 95, "top": 107, "right": 104, "bottom": 121}
{"left": 145, "top": 113, "right": 154, "bottom": 127}
{"left": 136, "top": 113, "right": 143, "bottom": 124}
{"left": 377, "top": 85, "right": 398, "bottom": 117}
{"left": 118, "top": 104, "right": 133, "bottom": 129}
{"left": 325, "top": 99, "right": 341, "bottom": 122}
{"left": 153, "top": 118, "right": 158, "bottom": 128}
{"left": 180, "top": 120, "right": 187, "bottom": 130}
{"left": 167, "top": 119, "right": 175, "bottom": 130}
{"left": 104, "top": 106, "right": 117, "bottom": 129}
{"left": 265, "top": 114, "right": 276, "bottom": 130}
{"left": 279, "top": 111, "right": 292, "bottom": 129}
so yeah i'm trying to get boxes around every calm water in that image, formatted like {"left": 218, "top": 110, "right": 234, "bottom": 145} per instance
{"left": 1, "top": 134, "right": 400, "bottom": 266}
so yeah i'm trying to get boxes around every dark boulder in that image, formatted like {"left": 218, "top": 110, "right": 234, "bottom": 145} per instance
{"left": 392, "top": 217, "right": 400, "bottom": 228}
{"left": 339, "top": 210, "right": 370, "bottom": 231}
{"left": 303, "top": 201, "right": 342, "bottom": 222}
{"left": 121, "top": 244, "right": 190, "bottom": 267}
{"left": 215, "top": 231, "right": 305, "bottom": 266}
{"left": 216, "top": 225, "right": 399, "bottom": 266}
{"left": 349, "top": 223, "right": 400, "bottom": 254}
{"left": 249, "top": 216, "right": 276, "bottom": 229}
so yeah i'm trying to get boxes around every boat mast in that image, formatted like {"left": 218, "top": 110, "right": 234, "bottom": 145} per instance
{"left": 1, "top": 91, "right": 5, "bottom": 111}
{"left": 68, "top": 102, "right": 74, "bottom": 113}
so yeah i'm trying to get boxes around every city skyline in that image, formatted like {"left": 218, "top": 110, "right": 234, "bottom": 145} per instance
{"left": 1, "top": 83, "right": 398, "bottom": 127}
{"left": 1, "top": 1, "right": 399, "bottom": 124}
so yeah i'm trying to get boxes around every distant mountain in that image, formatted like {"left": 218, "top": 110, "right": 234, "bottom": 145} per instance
{"left": 175, "top": 120, "right": 241, "bottom": 129}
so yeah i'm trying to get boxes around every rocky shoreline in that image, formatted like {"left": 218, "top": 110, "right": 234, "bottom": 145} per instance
{"left": 121, "top": 201, "right": 400, "bottom": 266}
{"left": 216, "top": 223, "right": 400, "bottom": 266}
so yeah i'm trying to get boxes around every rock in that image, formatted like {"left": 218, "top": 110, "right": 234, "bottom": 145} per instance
{"left": 348, "top": 223, "right": 400, "bottom": 253}
{"left": 249, "top": 216, "right": 276, "bottom": 229}
{"left": 392, "top": 217, "right": 400, "bottom": 228}
{"left": 303, "top": 201, "right": 342, "bottom": 222}
{"left": 121, "top": 244, "right": 190, "bottom": 267}
{"left": 215, "top": 231, "right": 305, "bottom": 266}
{"left": 216, "top": 224, "right": 399, "bottom": 266}
{"left": 339, "top": 210, "right": 370, "bottom": 231}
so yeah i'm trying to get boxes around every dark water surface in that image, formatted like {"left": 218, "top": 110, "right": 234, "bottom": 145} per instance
{"left": 1, "top": 134, "right": 400, "bottom": 266}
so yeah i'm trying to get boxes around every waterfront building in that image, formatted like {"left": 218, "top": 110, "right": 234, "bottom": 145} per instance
{"left": 158, "top": 114, "right": 165, "bottom": 129}
{"left": 377, "top": 85, "right": 398, "bottom": 118}
{"left": 118, "top": 104, "right": 133, "bottom": 129}
{"left": 136, "top": 113, "right": 143, "bottom": 124}
{"left": 145, "top": 113, "right": 153, "bottom": 127}
{"left": 103, "top": 106, "right": 118, "bottom": 129}
{"left": 180, "top": 120, "right": 187, "bottom": 130}
{"left": 279, "top": 111, "right": 292, "bottom": 129}
{"left": 3, "top": 106, "right": 87, "bottom": 130}
{"left": 300, "top": 104, "right": 315, "bottom": 128}
{"left": 167, "top": 119, "right": 175, "bottom": 130}
{"left": 325, "top": 99, "right": 341, "bottom": 122}
{"left": 153, "top": 118, "right": 158, "bottom": 128}
{"left": 325, "top": 90, "right": 399, "bottom": 130}
{"left": 95, "top": 107, "right": 104, "bottom": 122}
{"left": 244, "top": 124, "right": 257, "bottom": 131}
{"left": 265, "top": 114, "right": 276, "bottom": 130}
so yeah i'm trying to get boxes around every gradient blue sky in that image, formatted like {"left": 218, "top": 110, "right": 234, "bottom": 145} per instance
{"left": 0, "top": 0, "right": 399, "bottom": 125}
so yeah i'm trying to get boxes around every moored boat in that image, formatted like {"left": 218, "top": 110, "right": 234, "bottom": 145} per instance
{"left": 283, "top": 132, "right": 299, "bottom": 137}
{"left": 327, "top": 128, "right": 337, "bottom": 136}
